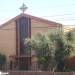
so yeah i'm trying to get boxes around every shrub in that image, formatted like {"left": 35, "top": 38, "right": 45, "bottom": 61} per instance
{"left": 0, "top": 54, "right": 6, "bottom": 62}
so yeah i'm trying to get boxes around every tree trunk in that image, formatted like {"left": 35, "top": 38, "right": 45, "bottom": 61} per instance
{"left": 51, "top": 62, "right": 58, "bottom": 72}
{"left": 47, "top": 62, "right": 51, "bottom": 72}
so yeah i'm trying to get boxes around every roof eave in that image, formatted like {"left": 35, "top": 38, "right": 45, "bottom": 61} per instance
{"left": 0, "top": 13, "right": 62, "bottom": 29}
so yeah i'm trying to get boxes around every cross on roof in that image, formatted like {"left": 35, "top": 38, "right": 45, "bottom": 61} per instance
{"left": 20, "top": 3, "right": 28, "bottom": 13}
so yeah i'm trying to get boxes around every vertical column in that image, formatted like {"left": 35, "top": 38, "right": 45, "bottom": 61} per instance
{"left": 28, "top": 57, "right": 30, "bottom": 70}
{"left": 28, "top": 18, "right": 30, "bottom": 38}
{"left": 18, "top": 58, "right": 20, "bottom": 70}
{"left": 10, "top": 60, "right": 13, "bottom": 70}
{"left": 17, "top": 19, "right": 20, "bottom": 70}
{"left": 28, "top": 18, "right": 30, "bottom": 55}
{"left": 28, "top": 19, "right": 30, "bottom": 70}
{"left": 17, "top": 19, "right": 20, "bottom": 55}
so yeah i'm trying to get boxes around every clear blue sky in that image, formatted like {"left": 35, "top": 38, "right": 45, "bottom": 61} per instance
{"left": 0, "top": 0, "right": 75, "bottom": 27}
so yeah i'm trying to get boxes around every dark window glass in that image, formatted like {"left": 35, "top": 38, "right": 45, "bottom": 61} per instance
{"left": 19, "top": 17, "right": 28, "bottom": 54}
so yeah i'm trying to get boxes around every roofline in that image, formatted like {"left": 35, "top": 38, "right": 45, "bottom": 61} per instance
{"left": 0, "top": 13, "right": 62, "bottom": 29}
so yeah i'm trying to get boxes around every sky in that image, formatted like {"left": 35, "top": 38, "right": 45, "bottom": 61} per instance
{"left": 0, "top": 0, "right": 75, "bottom": 28}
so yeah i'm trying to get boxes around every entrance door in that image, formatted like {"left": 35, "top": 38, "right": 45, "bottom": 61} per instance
{"left": 19, "top": 57, "right": 28, "bottom": 70}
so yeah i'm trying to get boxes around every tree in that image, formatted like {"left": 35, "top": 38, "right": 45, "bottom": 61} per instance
{"left": 48, "top": 28, "right": 75, "bottom": 71}
{"left": 24, "top": 28, "right": 75, "bottom": 72}
{"left": 24, "top": 32, "right": 55, "bottom": 71}
{"left": 48, "top": 28, "right": 75, "bottom": 61}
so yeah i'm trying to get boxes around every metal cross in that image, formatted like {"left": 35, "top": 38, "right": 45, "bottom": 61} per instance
{"left": 20, "top": 3, "right": 28, "bottom": 13}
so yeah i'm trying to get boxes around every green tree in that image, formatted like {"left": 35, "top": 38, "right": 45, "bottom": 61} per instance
{"left": 24, "top": 32, "right": 55, "bottom": 71}
{"left": 48, "top": 28, "right": 75, "bottom": 71}
{"left": 24, "top": 28, "right": 75, "bottom": 72}
{"left": 48, "top": 28, "right": 75, "bottom": 61}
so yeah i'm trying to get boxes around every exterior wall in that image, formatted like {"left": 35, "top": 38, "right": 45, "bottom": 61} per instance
{"left": 0, "top": 21, "right": 16, "bottom": 62}
{"left": 67, "top": 56, "right": 75, "bottom": 69}
{"left": 31, "top": 19, "right": 58, "bottom": 37}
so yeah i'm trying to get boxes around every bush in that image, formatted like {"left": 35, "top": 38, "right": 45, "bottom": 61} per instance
{"left": 0, "top": 54, "right": 6, "bottom": 69}
{"left": 0, "top": 54, "right": 6, "bottom": 62}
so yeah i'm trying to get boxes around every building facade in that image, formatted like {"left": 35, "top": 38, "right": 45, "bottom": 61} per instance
{"left": 0, "top": 13, "right": 72, "bottom": 70}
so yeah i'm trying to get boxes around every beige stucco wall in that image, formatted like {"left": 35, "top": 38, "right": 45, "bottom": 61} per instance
{"left": 0, "top": 21, "right": 16, "bottom": 62}
{"left": 31, "top": 19, "right": 57, "bottom": 37}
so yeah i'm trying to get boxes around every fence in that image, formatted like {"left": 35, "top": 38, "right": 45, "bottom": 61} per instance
{"left": 0, "top": 61, "right": 75, "bottom": 72}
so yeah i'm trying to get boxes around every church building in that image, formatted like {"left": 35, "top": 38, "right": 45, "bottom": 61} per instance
{"left": 0, "top": 4, "right": 73, "bottom": 70}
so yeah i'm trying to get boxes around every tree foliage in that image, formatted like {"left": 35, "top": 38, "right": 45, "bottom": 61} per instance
{"left": 0, "top": 54, "right": 6, "bottom": 62}
{"left": 24, "top": 27, "right": 75, "bottom": 71}
{"left": 48, "top": 28, "right": 75, "bottom": 61}
{"left": 24, "top": 32, "right": 54, "bottom": 60}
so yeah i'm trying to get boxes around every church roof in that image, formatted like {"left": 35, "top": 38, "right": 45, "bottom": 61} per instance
{"left": 0, "top": 13, "right": 62, "bottom": 29}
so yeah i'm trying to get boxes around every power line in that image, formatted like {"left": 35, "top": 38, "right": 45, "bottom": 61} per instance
{"left": 0, "top": 4, "right": 75, "bottom": 12}
{"left": 42, "top": 13, "right": 75, "bottom": 17}
{"left": 49, "top": 19, "right": 75, "bottom": 21}
{"left": 54, "top": 17, "right": 75, "bottom": 19}
{"left": 0, "top": 12, "right": 75, "bottom": 21}
{"left": 0, "top": 20, "right": 75, "bottom": 27}
{"left": 1, "top": 16, "right": 75, "bottom": 22}
{"left": 0, "top": 10, "right": 19, "bottom": 12}
{"left": 29, "top": 4, "right": 75, "bottom": 10}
